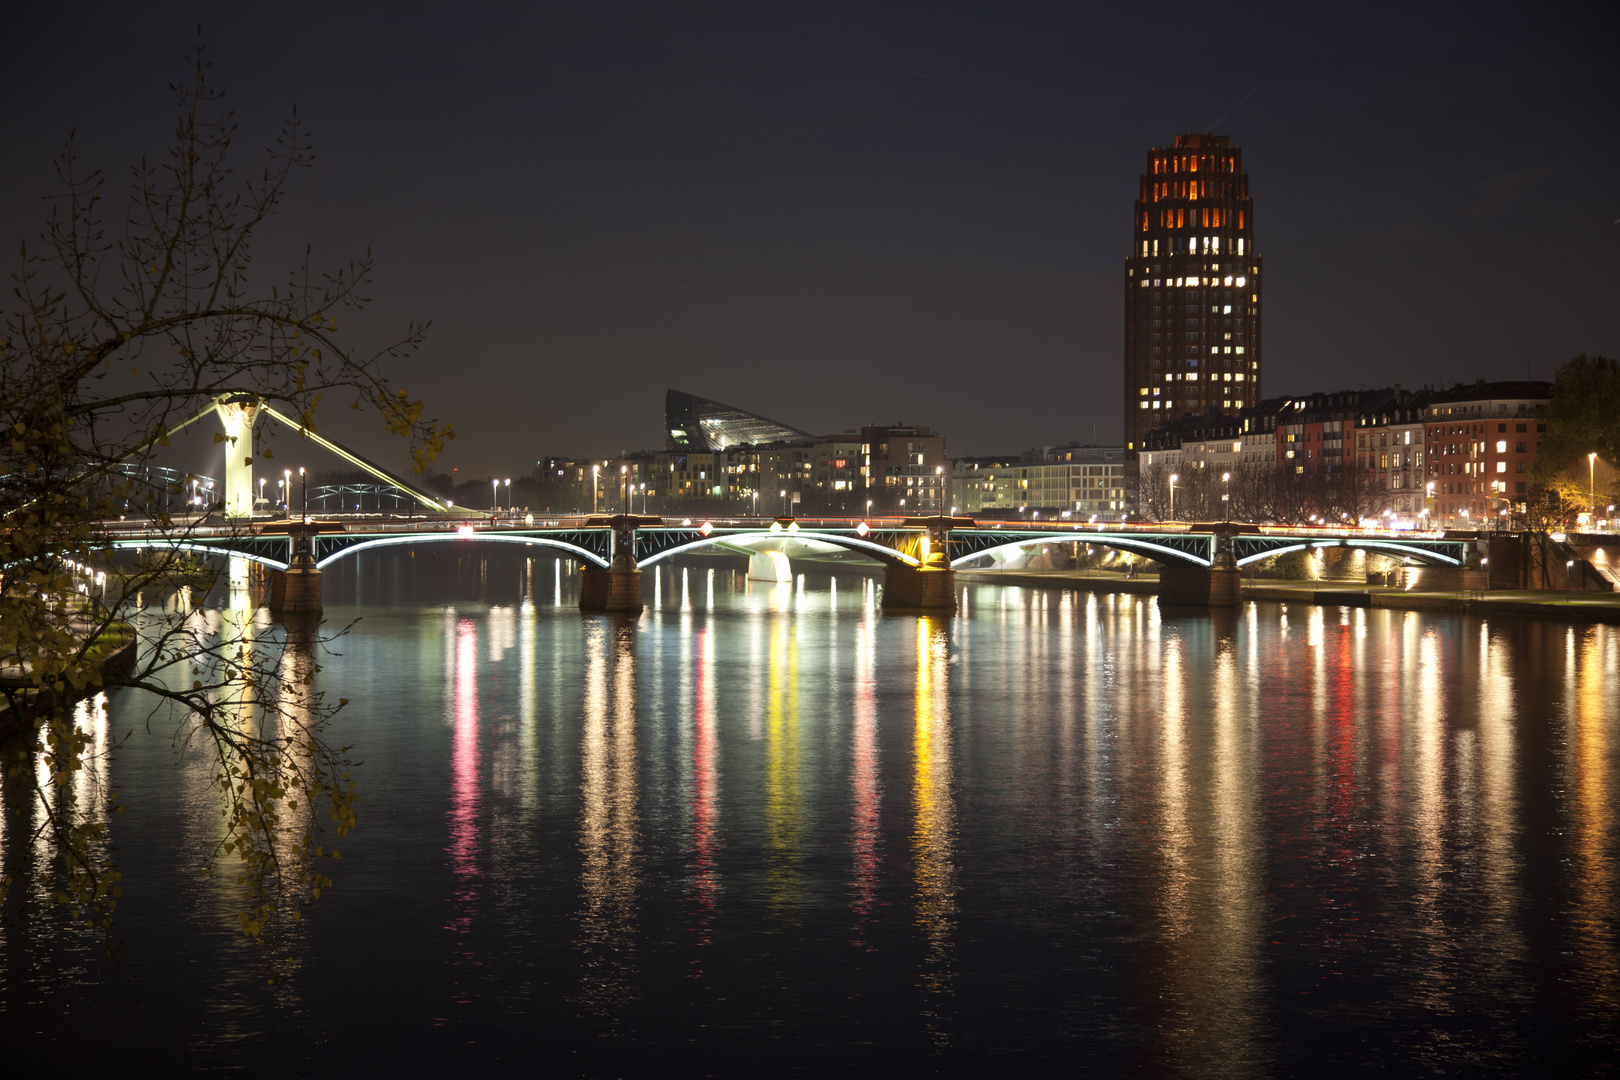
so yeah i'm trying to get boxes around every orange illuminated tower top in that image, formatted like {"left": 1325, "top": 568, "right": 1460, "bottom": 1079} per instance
{"left": 1122, "top": 132, "right": 1263, "bottom": 463}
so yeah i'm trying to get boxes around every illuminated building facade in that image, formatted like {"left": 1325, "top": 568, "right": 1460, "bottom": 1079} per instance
{"left": 1124, "top": 132, "right": 1263, "bottom": 468}
{"left": 862, "top": 424, "right": 947, "bottom": 514}
{"left": 1422, "top": 380, "right": 1551, "bottom": 527}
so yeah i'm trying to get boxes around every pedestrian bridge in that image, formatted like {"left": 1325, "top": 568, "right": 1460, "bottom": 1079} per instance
{"left": 101, "top": 515, "right": 1474, "bottom": 611}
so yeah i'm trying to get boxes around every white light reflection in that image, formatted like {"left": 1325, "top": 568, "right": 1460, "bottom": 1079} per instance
{"left": 574, "top": 621, "right": 641, "bottom": 1017}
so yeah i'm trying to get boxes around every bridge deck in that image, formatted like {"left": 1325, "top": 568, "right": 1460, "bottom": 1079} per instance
{"left": 98, "top": 516, "right": 1472, "bottom": 573}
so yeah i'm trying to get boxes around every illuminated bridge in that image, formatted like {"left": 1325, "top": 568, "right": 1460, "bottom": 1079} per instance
{"left": 101, "top": 515, "right": 1476, "bottom": 612}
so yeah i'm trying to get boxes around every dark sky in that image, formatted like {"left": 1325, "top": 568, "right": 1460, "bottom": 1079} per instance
{"left": 5, "top": 2, "right": 1617, "bottom": 476}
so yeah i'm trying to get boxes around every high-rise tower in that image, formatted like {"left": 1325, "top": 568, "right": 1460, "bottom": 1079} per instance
{"left": 1123, "top": 132, "right": 1262, "bottom": 461}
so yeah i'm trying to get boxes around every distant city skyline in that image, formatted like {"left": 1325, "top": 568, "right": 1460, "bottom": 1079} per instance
{"left": 3, "top": 4, "right": 1614, "bottom": 475}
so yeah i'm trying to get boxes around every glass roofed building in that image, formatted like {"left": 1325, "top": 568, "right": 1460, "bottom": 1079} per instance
{"left": 665, "top": 389, "right": 817, "bottom": 452}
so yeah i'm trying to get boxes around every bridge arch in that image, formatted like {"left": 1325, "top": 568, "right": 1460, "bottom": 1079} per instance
{"left": 949, "top": 534, "right": 1212, "bottom": 570}
{"left": 314, "top": 533, "right": 613, "bottom": 570}
{"left": 637, "top": 530, "right": 920, "bottom": 569}
{"left": 108, "top": 538, "right": 292, "bottom": 571}
{"left": 1235, "top": 538, "right": 1462, "bottom": 568}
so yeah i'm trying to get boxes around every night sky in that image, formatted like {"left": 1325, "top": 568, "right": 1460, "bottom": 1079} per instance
{"left": 4, "top": 3, "right": 1616, "bottom": 477}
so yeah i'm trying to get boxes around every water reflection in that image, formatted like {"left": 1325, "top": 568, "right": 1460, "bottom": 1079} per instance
{"left": 691, "top": 626, "right": 720, "bottom": 928}
{"left": 849, "top": 613, "right": 880, "bottom": 945}
{"left": 765, "top": 612, "right": 802, "bottom": 918}
{"left": 443, "top": 617, "right": 482, "bottom": 1001}
{"left": 1570, "top": 626, "right": 1617, "bottom": 1049}
{"left": 574, "top": 620, "right": 640, "bottom": 1019}
{"left": 913, "top": 617, "right": 956, "bottom": 1044}
{"left": 9, "top": 555, "right": 1620, "bottom": 1073}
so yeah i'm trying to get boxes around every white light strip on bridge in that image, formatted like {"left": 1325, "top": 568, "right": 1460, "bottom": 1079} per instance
{"left": 1233, "top": 540, "right": 1462, "bottom": 568}
{"left": 313, "top": 532, "right": 611, "bottom": 570}
{"left": 108, "top": 539, "right": 290, "bottom": 572}
{"left": 639, "top": 532, "right": 921, "bottom": 569}
{"left": 950, "top": 536, "right": 1212, "bottom": 569}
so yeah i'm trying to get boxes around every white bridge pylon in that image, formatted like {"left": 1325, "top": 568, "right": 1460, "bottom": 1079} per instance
{"left": 144, "top": 395, "right": 454, "bottom": 518}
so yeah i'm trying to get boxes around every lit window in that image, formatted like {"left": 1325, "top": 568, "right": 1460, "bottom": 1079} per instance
{"left": 1223, "top": 305, "right": 1232, "bottom": 314}
{"left": 1496, "top": 461, "right": 1506, "bottom": 473}
{"left": 1140, "top": 401, "right": 1150, "bottom": 409}
{"left": 1235, "top": 374, "right": 1245, "bottom": 381}
{"left": 1188, "top": 373, "right": 1198, "bottom": 381}
{"left": 1495, "top": 440, "right": 1506, "bottom": 452}
{"left": 1236, "top": 347, "right": 1245, "bottom": 355}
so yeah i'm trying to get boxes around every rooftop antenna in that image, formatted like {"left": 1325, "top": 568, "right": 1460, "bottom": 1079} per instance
{"left": 1208, "top": 85, "right": 1258, "bottom": 131}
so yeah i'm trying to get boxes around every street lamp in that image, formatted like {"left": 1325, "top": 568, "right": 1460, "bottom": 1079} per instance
{"left": 1222, "top": 471, "right": 1231, "bottom": 523}
{"left": 1169, "top": 473, "right": 1179, "bottom": 521}
{"left": 620, "top": 465, "right": 628, "bottom": 514}
{"left": 284, "top": 468, "right": 292, "bottom": 514}
{"left": 592, "top": 464, "right": 599, "bottom": 514}
{"left": 1590, "top": 452, "right": 1598, "bottom": 529}
{"left": 492, "top": 477, "right": 500, "bottom": 514}
{"left": 299, "top": 466, "right": 307, "bottom": 523}
{"left": 258, "top": 476, "right": 266, "bottom": 514}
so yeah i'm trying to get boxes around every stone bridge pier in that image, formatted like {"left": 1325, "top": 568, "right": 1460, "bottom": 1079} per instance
{"left": 269, "top": 523, "right": 323, "bottom": 614}
{"left": 1158, "top": 528, "right": 1241, "bottom": 607}
{"left": 883, "top": 517, "right": 956, "bottom": 612}
{"left": 579, "top": 515, "right": 644, "bottom": 613}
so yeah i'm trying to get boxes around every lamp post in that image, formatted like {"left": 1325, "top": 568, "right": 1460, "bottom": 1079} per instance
{"left": 1169, "top": 473, "right": 1178, "bottom": 522}
{"left": 284, "top": 469, "right": 291, "bottom": 514}
{"left": 1590, "top": 452, "right": 1598, "bottom": 529}
{"left": 592, "top": 464, "right": 599, "bottom": 514}
{"left": 1222, "top": 471, "right": 1231, "bottom": 523}
{"left": 620, "top": 465, "right": 628, "bottom": 515}
{"left": 492, "top": 477, "right": 499, "bottom": 514}
{"left": 258, "top": 476, "right": 266, "bottom": 514}
{"left": 299, "top": 466, "right": 307, "bottom": 523}
{"left": 1566, "top": 558, "right": 1576, "bottom": 603}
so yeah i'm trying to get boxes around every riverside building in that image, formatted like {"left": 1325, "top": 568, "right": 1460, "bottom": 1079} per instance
{"left": 1124, "top": 132, "right": 1264, "bottom": 487}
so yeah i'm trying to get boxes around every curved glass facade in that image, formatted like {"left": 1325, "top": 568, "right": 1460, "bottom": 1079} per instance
{"left": 665, "top": 389, "right": 816, "bottom": 451}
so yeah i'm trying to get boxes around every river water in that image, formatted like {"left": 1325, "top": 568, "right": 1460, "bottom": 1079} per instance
{"left": 3, "top": 548, "right": 1617, "bottom": 1076}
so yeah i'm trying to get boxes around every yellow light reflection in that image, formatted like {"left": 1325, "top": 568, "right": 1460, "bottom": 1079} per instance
{"left": 1570, "top": 625, "right": 1618, "bottom": 1037}
{"left": 912, "top": 617, "right": 956, "bottom": 1044}
{"left": 765, "top": 613, "right": 802, "bottom": 917}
